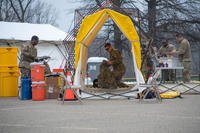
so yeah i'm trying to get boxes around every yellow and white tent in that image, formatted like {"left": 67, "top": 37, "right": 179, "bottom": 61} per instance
{"left": 73, "top": 9, "right": 145, "bottom": 92}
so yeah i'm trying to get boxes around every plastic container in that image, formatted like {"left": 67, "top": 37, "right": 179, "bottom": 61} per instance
{"left": 30, "top": 63, "right": 45, "bottom": 82}
{"left": 20, "top": 77, "right": 32, "bottom": 100}
{"left": 0, "top": 47, "right": 18, "bottom": 66}
{"left": 32, "top": 82, "right": 45, "bottom": 101}
{"left": 0, "top": 66, "right": 19, "bottom": 73}
{"left": 0, "top": 72, "right": 19, "bottom": 97}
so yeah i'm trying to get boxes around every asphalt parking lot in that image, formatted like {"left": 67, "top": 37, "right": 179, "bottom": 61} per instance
{"left": 0, "top": 95, "right": 200, "bottom": 133}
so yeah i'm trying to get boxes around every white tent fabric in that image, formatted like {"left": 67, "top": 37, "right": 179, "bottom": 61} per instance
{"left": 0, "top": 21, "right": 71, "bottom": 70}
{"left": 36, "top": 44, "right": 66, "bottom": 70}
{"left": 0, "top": 21, "right": 74, "bottom": 41}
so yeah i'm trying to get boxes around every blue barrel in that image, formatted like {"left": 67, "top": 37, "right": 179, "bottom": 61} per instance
{"left": 21, "top": 77, "right": 32, "bottom": 100}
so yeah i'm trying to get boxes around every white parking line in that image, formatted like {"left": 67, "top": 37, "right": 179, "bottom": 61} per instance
{"left": 0, "top": 123, "right": 98, "bottom": 131}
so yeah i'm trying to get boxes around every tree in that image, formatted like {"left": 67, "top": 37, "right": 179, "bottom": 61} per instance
{"left": 138, "top": 0, "right": 200, "bottom": 45}
{"left": 0, "top": 0, "right": 58, "bottom": 26}
{"left": 147, "top": 0, "right": 156, "bottom": 41}
{"left": 0, "top": 0, "right": 16, "bottom": 21}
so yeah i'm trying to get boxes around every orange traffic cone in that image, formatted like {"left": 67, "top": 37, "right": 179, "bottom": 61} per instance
{"left": 64, "top": 71, "right": 77, "bottom": 100}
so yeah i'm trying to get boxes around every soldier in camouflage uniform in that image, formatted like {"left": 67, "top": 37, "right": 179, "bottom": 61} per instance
{"left": 97, "top": 60, "right": 117, "bottom": 89}
{"left": 173, "top": 33, "right": 192, "bottom": 82}
{"left": 158, "top": 39, "right": 176, "bottom": 81}
{"left": 104, "top": 43, "right": 128, "bottom": 88}
{"left": 158, "top": 39, "right": 176, "bottom": 58}
{"left": 19, "top": 36, "right": 39, "bottom": 77}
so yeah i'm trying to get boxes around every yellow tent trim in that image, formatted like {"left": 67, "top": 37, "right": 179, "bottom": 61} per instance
{"left": 74, "top": 9, "right": 142, "bottom": 78}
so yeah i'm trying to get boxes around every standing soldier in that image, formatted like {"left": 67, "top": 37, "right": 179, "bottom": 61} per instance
{"left": 173, "top": 33, "right": 192, "bottom": 82}
{"left": 104, "top": 43, "right": 128, "bottom": 87}
{"left": 19, "top": 35, "right": 39, "bottom": 77}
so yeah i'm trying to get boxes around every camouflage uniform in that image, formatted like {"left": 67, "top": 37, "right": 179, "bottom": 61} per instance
{"left": 177, "top": 38, "right": 192, "bottom": 82}
{"left": 158, "top": 44, "right": 176, "bottom": 58}
{"left": 158, "top": 44, "right": 176, "bottom": 81}
{"left": 19, "top": 44, "right": 37, "bottom": 77}
{"left": 109, "top": 49, "right": 127, "bottom": 87}
{"left": 97, "top": 61, "right": 117, "bottom": 89}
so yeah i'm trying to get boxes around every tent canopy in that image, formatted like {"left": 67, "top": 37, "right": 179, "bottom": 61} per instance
{"left": 0, "top": 21, "right": 70, "bottom": 71}
{"left": 0, "top": 21, "right": 74, "bottom": 42}
{"left": 74, "top": 9, "right": 145, "bottom": 87}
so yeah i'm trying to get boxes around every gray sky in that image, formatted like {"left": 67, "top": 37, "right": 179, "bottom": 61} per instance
{"left": 41, "top": 0, "right": 86, "bottom": 32}
{"left": 42, "top": 0, "right": 144, "bottom": 32}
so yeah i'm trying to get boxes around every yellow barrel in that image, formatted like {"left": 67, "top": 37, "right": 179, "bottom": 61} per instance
{"left": 0, "top": 66, "right": 19, "bottom": 73}
{"left": 0, "top": 72, "right": 20, "bottom": 97}
{"left": 0, "top": 47, "right": 18, "bottom": 66}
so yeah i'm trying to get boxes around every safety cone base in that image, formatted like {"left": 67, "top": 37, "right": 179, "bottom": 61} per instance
{"left": 64, "top": 89, "right": 77, "bottom": 101}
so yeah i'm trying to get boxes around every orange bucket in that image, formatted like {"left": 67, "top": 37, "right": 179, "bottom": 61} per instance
{"left": 31, "top": 63, "right": 44, "bottom": 82}
{"left": 32, "top": 82, "right": 45, "bottom": 101}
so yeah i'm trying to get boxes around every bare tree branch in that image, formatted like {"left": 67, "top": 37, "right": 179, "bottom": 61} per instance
{"left": 8, "top": 0, "right": 22, "bottom": 21}
{"left": 2, "top": 0, "right": 57, "bottom": 26}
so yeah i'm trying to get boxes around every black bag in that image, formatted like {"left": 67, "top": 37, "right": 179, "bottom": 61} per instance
{"left": 93, "top": 79, "right": 98, "bottom": 88}
{"left": 137, "top": 89, "right": 156, "bottom": 99}
{"left": 143, "top": 89, "right": 156, "bottom": 99}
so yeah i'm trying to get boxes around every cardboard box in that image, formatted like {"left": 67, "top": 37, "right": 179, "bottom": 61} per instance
{"left": 45, "top": 76, "right": 60, "bottom": 86}
{"left": 45, "top": 85, "right": 60, "bottom": 99}
{"left": 45, "top": 75, "right": 66, "bottom": 99}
